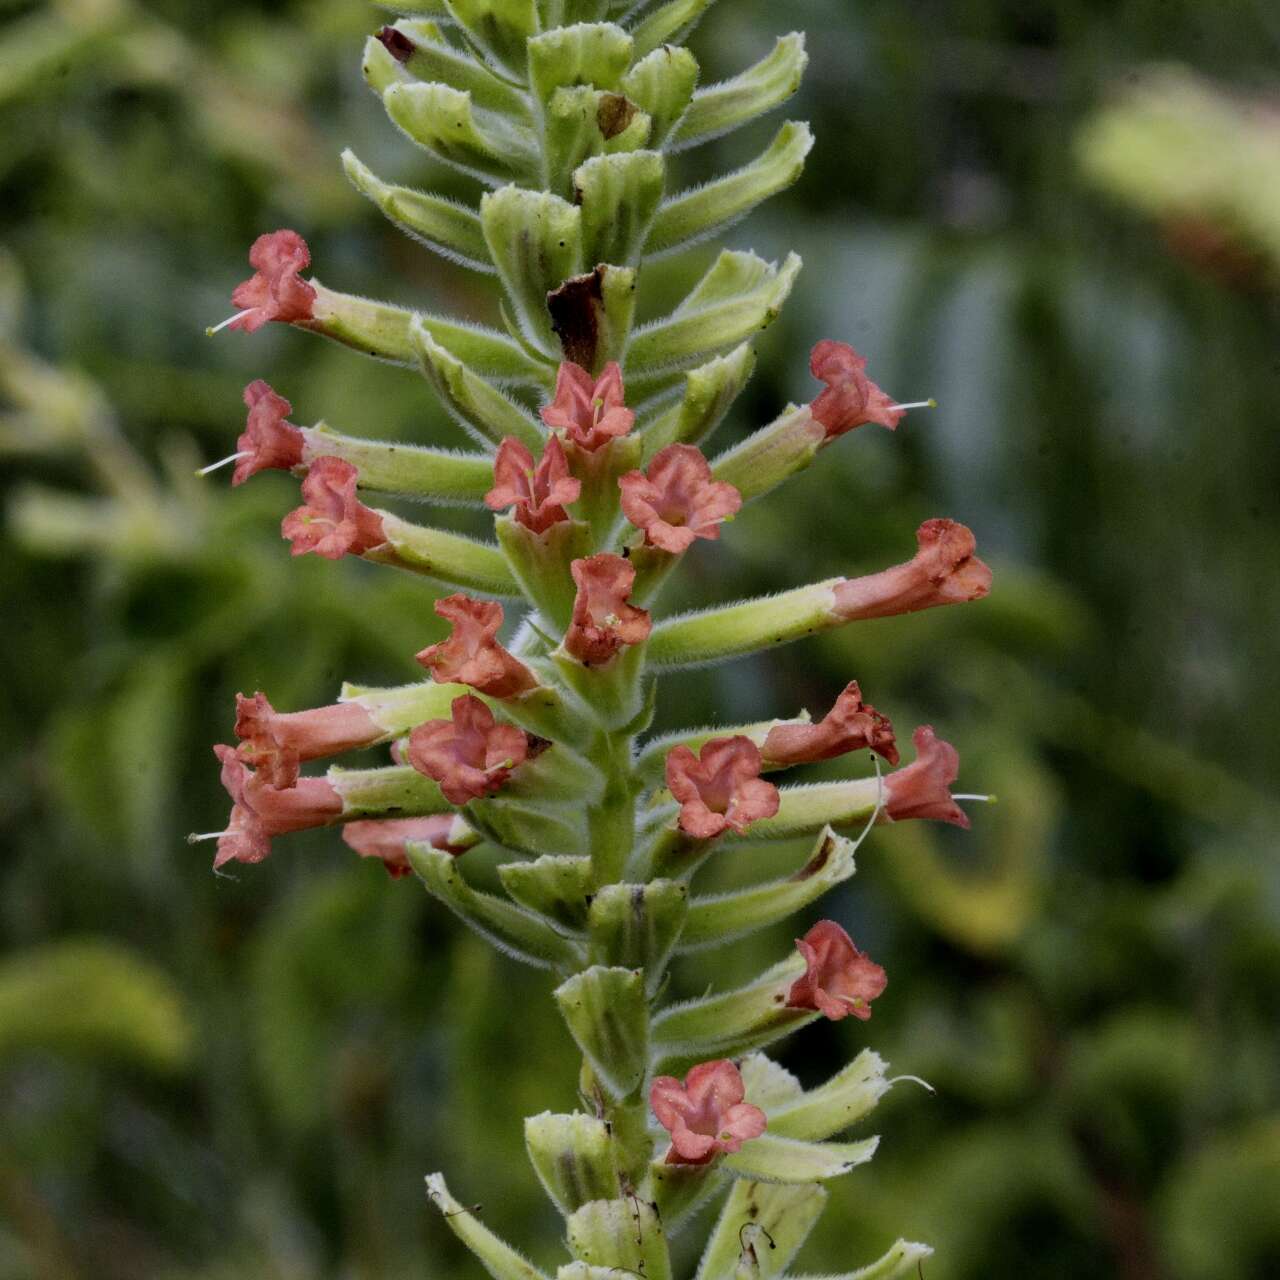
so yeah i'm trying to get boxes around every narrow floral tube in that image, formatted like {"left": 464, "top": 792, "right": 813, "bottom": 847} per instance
{"left": 647, "top": 519, "right": 990, "bottom": 669}
{"left": 210, "top": 745, "right": 342, "bottom": 868}
{"left": 762, "top": 681, "right": 899, "bottom": 767}
{"left": 234, "top": 691, "right": 385, "bottom": 788}
{"left": 342, "top": 814, "right": 476, "bottom": 878}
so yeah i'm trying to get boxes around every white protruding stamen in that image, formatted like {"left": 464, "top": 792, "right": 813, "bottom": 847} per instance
{"left": 889, "top": 399, "right": 937, "bottom": 412}
{"left": 196, "top": 451, "right": 251, "bottom": 476}
{"left": 186, "top": 831, "right": 226, "bottom": 843}
{"left": 889, "top": 1074, "right": 936, "bottom": 1093}
{"left": 206, "top": 311, "right": 248, "bottom": 336}
{"left": 952, "top": 793, "right": 994, "bottom": 803}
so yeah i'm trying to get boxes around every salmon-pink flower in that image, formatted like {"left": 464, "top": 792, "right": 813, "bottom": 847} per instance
{"left": 665, "top": 736, "right": 780, "bottom": 839}
{"left": 485, "top": 436, "right": 581, "bottom": 534}
{"left": 406, "top": 694, "right": 529, "bottom": 806}
{"left": 564, "top": 554, "right": 651, "bottom": 666}
{"left": 619, "top": 444, "right": 742, "bottom": 554}
{"left": 342, "top": 814, "right": 468, "bottom": 879}
{"left": 208, "top": 745, "right": 342, "bottom": 869}
{"left": 808, "top": 340, "right": 903, "bottom": 438}
{"left": 231, "top": 380, "right": 305, "bottom": 486}
{"left": 786, "top": 920, "right": 887, "bottom": 1021}
{"left": 883, "top": 725, "right": 969, "bottom": 828}
{"left": 224, "top": 230, "right": 316, "bottom": 334}
{"left": 833, "top": 518, "right": 992, "bottom": 620}
{"left": 539, "top": 361, "right": 634, "bottom": 451}
{"left": 763, "top": 681, "right": 899, "bottom": 767}
{"left": 650, "top": 1059, "right": 767, "bottom": 1165}
{"left": 233, "top": 691, "right": 383, "bottom": 789}
{"left": 416, "top": 595, "right": 537, "bottom": 699}
{"left": 281, "top": 456, "right": 387, "bottom": 560}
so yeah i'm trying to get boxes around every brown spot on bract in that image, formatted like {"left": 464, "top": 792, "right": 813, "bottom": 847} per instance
{"left": 547, "top": 266, "right": 605, "bottom": 369}
{"left": 792, "top": 834, "right": 835, "bottom": 881}
{"left": 376, "top": 26, "right": 415, "bottom": 63}
{"left": 596, "top": 93, "right": 638, "bottom": 140}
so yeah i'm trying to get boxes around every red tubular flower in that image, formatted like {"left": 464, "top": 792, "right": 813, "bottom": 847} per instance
{"left": 833, "top": 519, "right": 992, "bottom": 620}
{"left": 233, "top": 381, "right": 305, "bottom": 486}
{"left": 762, "top": 681, "right": 899, "bottom": 767}
{"left": 281, "top": 456, "right": 387, "bottom": 560}
{"left": 210, "top": 745, "right": 342, "bottom": 868}
{"left": 539, "top": 361, "right": 635, "bottom": 451}
{"left": 406, "top": 694, "right": 529, "bottom": 806}
{"left": 883, "top": 725, "right": 969, "bottom": 828}
{"left": 786, "top": 920, "right": 887, "bottom": 1021}
{"left": 665, "top": 736, "right": 780, "bottom": 839}
{"left": 808, "top": 339, "right": 903, "bottom": 438}
{"left": 650, "top": 1059, "right": 767, "bottom": 1165}
{"left": 234, "top": 691, "right": 383, "bottom": 789}
{"left": 228, "top": 230, "right": 317, "bottom": 333}
{"left": 342, "top": 814, "right": 468, "bottom": 879}
{"left": 564, "top": 554, "right": 652, "bottom": 666}
{"left": 416, "top": 595, "right": 537, "bottom": 699}
{"left": 485, "top": 436, "right": 581, "bottom": 534}
{"left": 619, "top": 444, "right": 742, "bottom": 554}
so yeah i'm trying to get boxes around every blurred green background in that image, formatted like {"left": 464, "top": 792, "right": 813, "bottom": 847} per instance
{"left": 2, "top": 0, "right": 1278, "bottom": 1277}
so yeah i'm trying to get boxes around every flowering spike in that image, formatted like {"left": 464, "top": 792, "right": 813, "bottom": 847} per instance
{"left": 416, "top": 594, "right": 537, "bottom": 698}
{"left": 219, "top": 230, "right": 316, "bottom": 335}
{"left": 619, "top": 443, "right": 742, "bottom": 554}
{"left": 280, "top": 456, "right": 387, "bottom": 560}
{"left": 665, "top": 736, "right": 780, "bottom": 838}
{"left": 208, "top": 745, "right": 342, "bottom": 869}
{"left": 485, "top": 436, "right": 581, "bottom": 534}
{"left": 342, "top": 814, "right": 473, "bottom": 878}
{"left": 234, "top": 691, "right": 383, "bottom": 788}
{"left": 883, "top": 725, "right": 969, "bottom": 828}
{"left": 808, "top": 339, "right": 904, "bottom": 437}
{"left": 229, "top": 380, "right": 305, "bottom": 486}
{"left": 540, "top": 361, "right": 635, "bottom": 451}
{"left": 833, "top": 519, "right": 992, "bottom": 621}
{"left": 650, "top": 1059, "right": 767, "bottom": 1164}
{"left": 407, "top": 694, "right": 529, "bottom": 806}
{"left": 763, "top": 681, "right": 899, "bottom": 767}
{"left": 564, "top": 554, "right": 651, "bottom": 666}
{"left": 786, "top": 920, "right": 887, "bottom": 1021}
